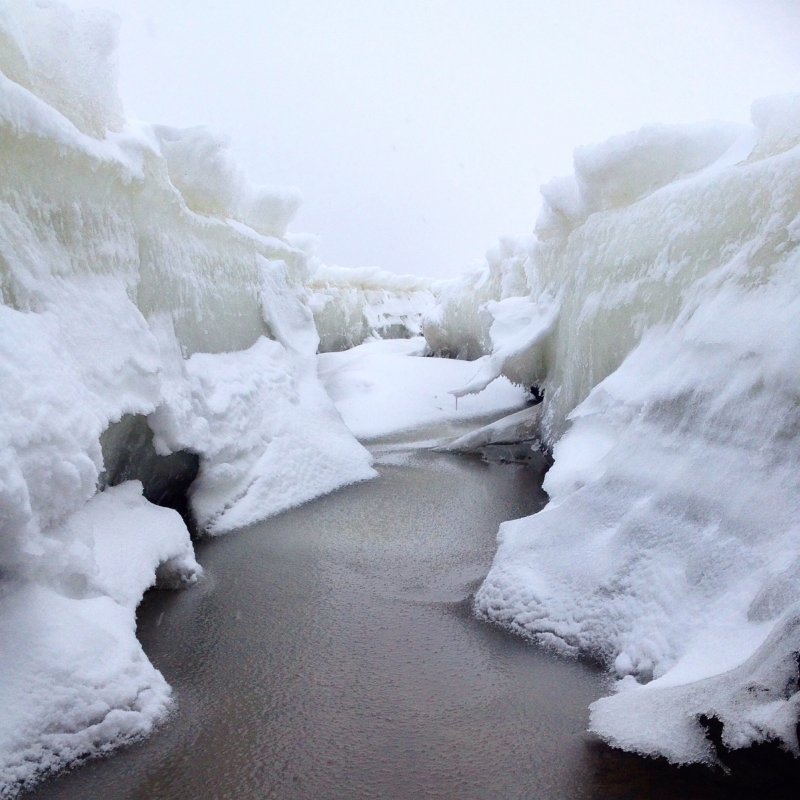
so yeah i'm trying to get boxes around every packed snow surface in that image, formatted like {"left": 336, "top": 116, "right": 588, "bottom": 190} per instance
{"left": 425, "top": 98, "right": 800, "bottom": 763}
{"left": 318, "top": 337, "right": 528, "bottom": 441}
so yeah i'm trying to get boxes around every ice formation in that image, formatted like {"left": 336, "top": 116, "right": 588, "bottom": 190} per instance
{"left": 0, "top": 1, "right": 374, "bottom": 792}
{"left": 425, "top": 101, "right": 800, "bottom": 763}
{"left": 307, "top": 262, "right": 438, "bottom": 351}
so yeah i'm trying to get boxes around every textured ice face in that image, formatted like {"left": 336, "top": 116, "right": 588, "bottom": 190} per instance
{"left": 307, "top": 262, "right": 438, "bottom": 352}
{"left": 432, "top": 97, "right": 800, "bottom": 763}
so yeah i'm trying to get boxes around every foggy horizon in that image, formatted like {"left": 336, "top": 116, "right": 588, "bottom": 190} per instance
{"left": 74, "top": 0, "right": 800, "bottom": 276}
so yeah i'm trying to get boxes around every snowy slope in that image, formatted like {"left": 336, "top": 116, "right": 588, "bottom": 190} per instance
{"left": 426, "top": 100, "right": 800, "bottom": 762}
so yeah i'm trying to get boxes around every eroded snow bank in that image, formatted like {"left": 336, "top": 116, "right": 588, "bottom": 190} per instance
{"left": 426, "top": 103, "right": 800, "bottom": 762}
{"left": 0, "top": 2, "right": 373, "bottom": 793}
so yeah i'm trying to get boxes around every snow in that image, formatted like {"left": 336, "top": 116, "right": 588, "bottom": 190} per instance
{"left": 308, "top": 262, "right": 438, "bottom": 352}
{"left": 152, "top": 335, "right": 374, "bottom": 534}
{"left": 449, "top": 293, "right": 558, "bottom": 398}
{"left": 535, "top": 121, "right": 746, "bottom": 240}
{"left": 318, "top": 337, "right": 529, "bottom": 442}
{"left": 441, "top": 405, "right": 543, "bottom": 455}
{"left": 154, "top": 124, "right": 301, "bottom": 236}
{"left": 0, "top": 0, "right": 123, "bottom": 137}
{"left": 425, "top": 98, "right": 800, "bottom": 763}
{"left": 0, "top": 1, "right": 373, "bottom": 791}
{"left": 0, "top": 483, "right": 200, "bottom": 795}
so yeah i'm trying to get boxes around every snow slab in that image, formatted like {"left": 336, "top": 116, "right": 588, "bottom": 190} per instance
{"left": 440, "top": 405, "right": 544, "bottom": 454}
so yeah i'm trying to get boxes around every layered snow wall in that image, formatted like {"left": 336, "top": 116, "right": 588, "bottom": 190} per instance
{"left": 0, "top": 1, "right": 374, "bottom": 793}
{"left": 425, "top": 104, "right": 800, "bottom": 763}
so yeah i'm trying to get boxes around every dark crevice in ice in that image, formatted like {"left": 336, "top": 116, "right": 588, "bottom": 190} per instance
{"left": 588, "top": 737, "right": 800, "bottom": 800}
{"left": 98, "top": 414, "right": 200, "bottom": 532}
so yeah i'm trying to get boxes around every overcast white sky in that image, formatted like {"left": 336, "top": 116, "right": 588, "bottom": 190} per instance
{"left": 75, "top": 1, "right": 800, "bottom": 276}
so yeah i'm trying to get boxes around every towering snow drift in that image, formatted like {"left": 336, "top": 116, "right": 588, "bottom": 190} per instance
{"left": 426, "top": 103, "right": 800, "bottom": 762}
{"left": 0, "top": 2, "right": 373, "bottom": 793}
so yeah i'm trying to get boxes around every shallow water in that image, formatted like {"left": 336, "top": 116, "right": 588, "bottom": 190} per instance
{"left": 29, "top": 449, "right": 799, "bottom": 799}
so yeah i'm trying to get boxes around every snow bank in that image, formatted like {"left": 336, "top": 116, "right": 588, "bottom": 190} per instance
{"left": 308, "top": 262, "right": 438, "bottom": 351}
{"left": 0, "top": 2, "right": 373, "bottom": 792}
{"left": 152, "top": 335, "right": 374, "bottom": 534}
{"left": 429, "top": 100, "right": 800, "bottom": 762}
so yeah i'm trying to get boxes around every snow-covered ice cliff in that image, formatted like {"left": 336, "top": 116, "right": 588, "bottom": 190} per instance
{"left": 426, "top": 101, "right": 800, "bottom": 763}
{"left": 0, "top": 1, "right": 375, "bottom": 793}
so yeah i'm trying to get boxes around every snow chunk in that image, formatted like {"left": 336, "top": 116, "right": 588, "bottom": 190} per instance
{"left": 155, "top": 125, "right": 244, "bottom": 218}
{"left": 441, "top": 405, "right": 544, "bottom": 454}
{"left": 749, "top": 93, "right": 800, "bottom": 161}
{"left": 590, "top": 607, "right": 800, "bottom": 764}
{"left": 239, "top": 184, "right": 301, "bottom": 239}
{"left": 154, "top": 125, "right": 301, "bottom": 236}
{"left": 536, "top": 121, "right": 745, "bottom": 239}
{"left": 451, "top": 293, "right": 558, "bottom": 398}
{"left": 0, "top": 483, "right": 200, "bottom": 794}
{"left": 151, "top": 336, "right": 375, "bottom": 534}
{"left": 0, "top": 0, "right": 123, "bottom": 137}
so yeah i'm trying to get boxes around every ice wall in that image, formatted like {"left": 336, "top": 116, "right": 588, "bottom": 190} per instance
{"left": 426, "top": 104, "right": 800, "bottom": 762}
{"left": 307, "top": 261, "right": 438, "bottom": 351}
{"left": 0, "top": 2, "right": 373, "bottom": 793}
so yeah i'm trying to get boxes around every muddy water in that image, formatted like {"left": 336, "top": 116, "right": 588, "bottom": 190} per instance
{"left": 29, "top": 450, "right": 798, "bottom": 800}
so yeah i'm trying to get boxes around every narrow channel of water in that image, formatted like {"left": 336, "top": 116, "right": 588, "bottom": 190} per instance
{"left": 29, "top": 449, "right": 799, "bottom": 799}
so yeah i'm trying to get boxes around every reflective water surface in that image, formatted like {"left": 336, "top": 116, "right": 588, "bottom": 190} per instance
{"left": 29, "top": 450, "right": 799, "bottom": 799}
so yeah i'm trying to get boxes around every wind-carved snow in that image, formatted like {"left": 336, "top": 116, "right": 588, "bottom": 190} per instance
{"left": 425, "top": 98, "right": 800, "bottom": 764}
{"left": 0, "top": 1, "right": 374, "bottom": 793}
